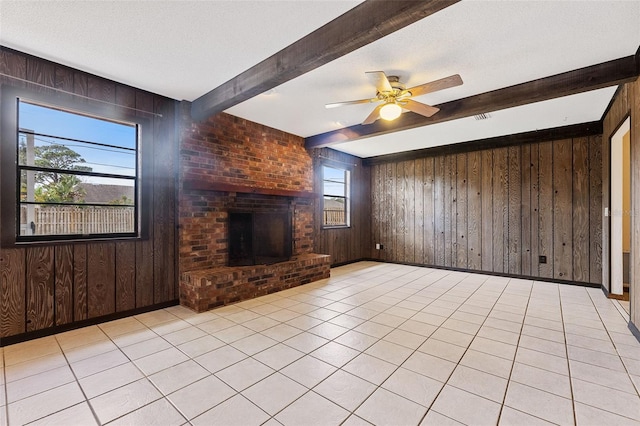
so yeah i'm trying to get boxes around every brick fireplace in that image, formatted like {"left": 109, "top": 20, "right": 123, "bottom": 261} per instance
{"left": 178, "top": 108, "right": 330, "bottom": 312}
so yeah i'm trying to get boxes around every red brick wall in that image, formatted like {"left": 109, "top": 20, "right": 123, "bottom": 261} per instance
{"left": 181, "top": 111, "right": 313, "bottom": 191}
{"left": 179, "top": 108, "right": 315, "bottom": 273}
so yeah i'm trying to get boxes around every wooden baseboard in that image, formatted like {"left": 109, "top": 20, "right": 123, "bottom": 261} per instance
{"left": 608, "top": 292, "right": 630, "bottom": 301}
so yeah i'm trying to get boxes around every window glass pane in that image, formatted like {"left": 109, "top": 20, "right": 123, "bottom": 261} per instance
{"left": 322, "top": 165, "right": 349, "bottom": 227}
{"left": 19, "top": 204, "right": 134, "bottom": 236}
{"left": 14, "top": 99, "right": 139, "bottom": 240}
{"left": 18, "top": 132, "right": 136, "bottom": 177}
{"left": 19, "top": 101, "right": 136, "bottom": 149}
{"left": 323, "top": 196, "right": 347, "bottom": 226}
{"left": 20, "top": 171, "right": 134, "bottom": 205}
{"left": 323, "top": 166, "right": 345, "bottom": 196}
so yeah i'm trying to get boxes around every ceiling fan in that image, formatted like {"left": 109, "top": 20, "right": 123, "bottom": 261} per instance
{"left": 325, "top": 71, "right": 463, "bottom": 125}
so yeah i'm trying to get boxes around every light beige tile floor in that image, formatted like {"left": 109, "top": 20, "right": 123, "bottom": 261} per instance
{"left": 2, "top": 261, "right": 640, "bottom": 425}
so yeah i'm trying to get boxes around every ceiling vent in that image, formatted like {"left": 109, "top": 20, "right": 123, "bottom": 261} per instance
{"left": 474, "top": 113, "right": 492, "bottom": 121}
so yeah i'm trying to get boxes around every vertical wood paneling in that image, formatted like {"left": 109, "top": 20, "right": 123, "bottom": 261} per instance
{"left": 153, "top": 97, "right": 176, "bottom": 302}
{"left": 481, "top": 150, "right": 493, "bottom": 270}
{"left": 26, "top": 55, "right": 54, "bottom": 88}
{"left": 424, "top": 158, "right": 435, "bottom": 265}
{"left": 0, "top": 48, "right": 27, "bottom": 81}
{"left": 88, "top": 75, "right": 115, "bottom": 104}
{"left": 372, "top": 164, "right": 381, "bottom": 259}
{"left": 136, "top": 91, "right": 155, "bottom": 307}
{"left": 434, "top": 157, "right": 446, "bottom": 265}
{"left": 361, "top": 165, "right": 372, "bottom": 260}
{"left": 73, "top": 72, "right": 88, "bottom": 97}
{"left": 396, "top": 162, "right": 406, "bottom": 262}
{"left": 26, "top": 247, "right": 54, "bottom": 331}
{"left": 116, "top": 242, "right": 136, "bottom": 312}
{"left": 538, "top": 141, "right": 554, "bottom": 278}
{"left": 553, "top": 139, "right": 573, "bottom": 280}
{"left": 375, "top": 164, "right": 391, "bottom": 260}
{"left": 73, "top": 244, "right": 87, "bottom": 321}
{"left": 54, "top": 245, "right": 73, "bottom": 326}
{"left": 388, "top": 163, "right": 397, "bottom": 261}
{"left": 456, "top": 153, "right": 468, "bottom": 269}
{"left": 54, "top": 65, "right": 74, "bottom": 92}
{"left": 1, "top": 249, "right": 26, "bottom": 337}
{"left": 589, "top": 135, "right": 603, "bottom": 284}
{"left": 530, "top": 143, "right": 540, "bottom": 277}
{"left": 366, "top": 134, "right": 601, "bottom": 286}
{"left": 414, "top": 159, "right": 424, "bottom": 264}
{"left": 467, "top": 151, "right": 481, "bottom": 270}
{"left": 573, "top": 137, "right": 590, "bottom": 282}
{"left": 405, "top": 161, "right": 416, "bottom": 263}
{"left": 87, "top": 243, "right": 116, "bottom": 318}
{"left": 521, "top": 144, "right": 532, "bottom": 276}
{"left": 444, "top": 156, "right": 454, "bottom": 267}
{"left": 492, "top": 148, "right": 508, "bottom": 273}
{"left": 508, "top": 146, "right": 521, "bottom": 274}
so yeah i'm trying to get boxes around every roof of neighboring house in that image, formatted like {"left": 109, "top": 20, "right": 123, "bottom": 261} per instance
{"left": 77, "top": 183, "right": 134, "bottom": 204}
{"left": 323, "top": 198, "right": 345, "bottom": 210}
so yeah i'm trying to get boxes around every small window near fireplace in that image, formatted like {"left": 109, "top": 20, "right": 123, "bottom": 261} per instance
{"left": 228, "top": 210, "right": 292, "bottom": 266}
{"left": 322, "top": 165, "right": 350, "bottom": 228}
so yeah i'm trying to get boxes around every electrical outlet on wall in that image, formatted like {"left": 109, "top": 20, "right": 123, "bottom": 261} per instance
{"left": 539, "top": 255, "right": 547, "bottom": 264}
{"left": 375, "top": 243, "right": 384, "bottom": 250}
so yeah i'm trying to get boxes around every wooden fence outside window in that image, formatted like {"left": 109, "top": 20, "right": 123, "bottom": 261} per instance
{"left": 20, "top": 205, "right": 134, "bottom": 235}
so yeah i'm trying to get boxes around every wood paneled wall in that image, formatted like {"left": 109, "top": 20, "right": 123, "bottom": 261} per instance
{"left": 370, "top": 137, "right": 603, "bottom": 284}
{"left": 313, "top": 148, "right": 371, "bottom": 265}
{"left": 0, "top": 47, "right": 178, "bottom": 343}
{"left": 602, "top": 77, "right": 640, "bottom": 330}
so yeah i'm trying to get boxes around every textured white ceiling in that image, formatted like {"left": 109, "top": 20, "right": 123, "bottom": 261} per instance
{"left": 0, "top": 0, "right": 361, "bottom": 101}
{"left": 1, "top": 0, "right": 639, "bottom": 158}
{"left": 332, "top": 87, "right": 618, "bottom": 158}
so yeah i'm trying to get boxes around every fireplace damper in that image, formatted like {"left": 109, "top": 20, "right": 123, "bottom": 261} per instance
{"left": 228, "top": 210, "right": 292, "bottom": 266}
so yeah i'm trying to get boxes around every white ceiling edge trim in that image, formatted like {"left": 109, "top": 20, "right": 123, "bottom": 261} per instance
{"left": 330, "top": 86, "right": 618, "bottom": 158}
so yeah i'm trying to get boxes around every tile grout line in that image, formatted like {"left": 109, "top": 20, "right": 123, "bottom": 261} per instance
{"left": 584, "top": 288, "right": 640, "bottom": 398}
{"left": 560, "top": 286, "right": 591, "bottom": 426}
{"left": 413, "top": 272, "right": 502, "bottom": 425}
{"left": 344, "top": 270, "right": 516, "bottom": 425}
{"left": 7, "top": 262, "right": 640, "bottom": 426}
{"left": 333, "top": 268, "right": 464, "bottom": 424}
{"left": 74, "top": 314, "right": 192, "bottom": 425}
{"left": 47, "top": 336, "right": 101, "bottom": 425}
{"left": 270, "top": 265, "right": 449, "bottom": 424}
{"left": 494, "top": 276, "right": 535, "bottom": 426}
{"left": 245, "top": 265, "right": 448, "bottom": 424}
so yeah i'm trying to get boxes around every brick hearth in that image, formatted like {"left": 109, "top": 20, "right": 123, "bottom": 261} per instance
{"left": 180, "top": 253, "right": 330, "bottom": 312}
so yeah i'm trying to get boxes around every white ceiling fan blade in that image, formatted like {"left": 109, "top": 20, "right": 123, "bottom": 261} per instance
{"left": 366, "top": 71, "right": 393, "bottom": 93}
{"left": 403, "top": 99, "right": 440, "bottom": 117}
{"left": 362, "top": 104, "right": 384, "bottom": 125}
{"left": 405, "top": 74, "right": 463, "bottom": 98}
{"left": 325, "top": 98, "right": 379, "bottom": 109}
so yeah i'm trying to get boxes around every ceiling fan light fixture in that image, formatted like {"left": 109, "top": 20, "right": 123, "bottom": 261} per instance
{"left": 380, "top": 102, "right": 402, "bottom": 121}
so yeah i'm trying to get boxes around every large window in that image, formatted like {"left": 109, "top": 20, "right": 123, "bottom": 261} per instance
{"left": 1, "top": 87, "right": 144, "bottom": 244}
{"left": 322, "top": 165, "right": 350, "bottom": 227}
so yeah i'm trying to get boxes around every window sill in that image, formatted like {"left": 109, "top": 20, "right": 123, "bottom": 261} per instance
{"left": 8, "top": 234, "right": 141, "bottom": 247}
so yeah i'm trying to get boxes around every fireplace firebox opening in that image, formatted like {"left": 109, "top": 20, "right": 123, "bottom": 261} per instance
{"left": 228, "top": 210, "right": 292, "bottom": 266}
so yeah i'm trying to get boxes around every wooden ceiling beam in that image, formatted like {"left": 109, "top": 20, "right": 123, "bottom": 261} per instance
{"left": 362, "top": 121, "right": 602, "bottom": 166}
{"left": 191, "top": 0, "right": 460, "bottom": 121}
{"left": 305, "top": 54, "right": 640, "bottom": 149}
